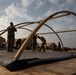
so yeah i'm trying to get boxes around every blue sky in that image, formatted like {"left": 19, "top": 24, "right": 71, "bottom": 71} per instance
{"left": 0, "top": 0, "right": 76, "bottom": 48}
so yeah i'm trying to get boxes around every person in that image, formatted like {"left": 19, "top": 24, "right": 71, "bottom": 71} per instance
{"left": 38, "top": 36, "right": 46, "bottom": 52}
{"left": 51, "top": 43, "right": 57, "bottom": 51}
{"left": 32, "top": 34, "right": 37, "bottom": 52}
{"left": 7, "top": 22, "right": 17, "bottom": 52}
{"left": 57, "top": 42, "right": 61, "bottom": 51}
{"left": 15, "top": 39, "right": 22, "bottom": 50}
{"left": 2, "top": 40, "right": 6, "bottom": 48}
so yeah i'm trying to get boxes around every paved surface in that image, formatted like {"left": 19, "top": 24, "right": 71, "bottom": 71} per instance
{"left": 0, "top": 50, "right": 75, "bottom": 63}
{"left": 0, "top": 50, "right": 76, "bottom": 75}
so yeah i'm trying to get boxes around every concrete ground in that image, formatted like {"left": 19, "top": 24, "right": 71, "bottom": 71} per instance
{"left": 0, "top": 50, "right": 76, "bottom": 75}
{"left": 0, "top": 50, "right": 75, "bottom": 64}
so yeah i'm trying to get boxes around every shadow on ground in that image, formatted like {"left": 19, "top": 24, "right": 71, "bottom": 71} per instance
{"left": 5, "top": 55, "right": 76, "bottom": 72}
{"left": 71, "top": 73, "right": 76, "bottom": 75}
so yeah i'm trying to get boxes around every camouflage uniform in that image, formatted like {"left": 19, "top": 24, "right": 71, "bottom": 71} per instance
{"left": 7, "top": 22, "right": 17, "bottom": 52}
{"left": 16, "top": 39, "right": 22, "bottom": 50}
{"left": 38, "top": 36, "right": 46, "bottom": 52}
{"left": 32, "top": 35, "right": 37, "bottom": 51}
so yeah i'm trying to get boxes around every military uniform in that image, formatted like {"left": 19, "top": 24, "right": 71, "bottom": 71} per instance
{"left": 32, "top": 35, "right": 37, "bottom": 51}
{"left": 38, "top": 36, "right": 46, "bottom": 52}
{"left": 16, "top": 39, "right": 22, "bottom": 50}
{"left": 7, "top": 22, "right": 17, "bottom": 52}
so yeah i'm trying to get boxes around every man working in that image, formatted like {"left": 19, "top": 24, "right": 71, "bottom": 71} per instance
{"left": 32, "top": 34, "right": 38, "bottom": 52}
{"left": 16, "top": 39, "right": 22, "bottom": 50}
{"left": 38, "top": 36, "right": 46, "bottom": 52}
{"left": 7, "top": 22, "right": 17, "bottom": 52}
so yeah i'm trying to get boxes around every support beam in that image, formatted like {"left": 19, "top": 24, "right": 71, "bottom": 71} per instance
{"left": 37, "top": 29, "right": 76, "bottom": 35}
{"left": 14, "top": 10, "right": 76, "bottom": 60}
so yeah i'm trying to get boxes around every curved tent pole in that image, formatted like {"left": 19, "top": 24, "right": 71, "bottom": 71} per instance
{"left": 18, "top": 23, "right": 64, "bottom": 49}
{"left": 17, "top": 24, "right": 76, "bottom": 50}
{"left": 14, "top": 11, "right": 76, "bottom": 60}
{"left": 17, "top": 27, "right": 32, "bottom": 32}
{"left": 0, "top": 11, "right": 72, "bottom": 35}
{"left": 0, "top": 22, "right": 35, "bottom": 35}
{"left": 44, "top": 24, "right": 64, "bottom": 49}
{"left": 37, "top": 29, "right": 76, "bottom": 35}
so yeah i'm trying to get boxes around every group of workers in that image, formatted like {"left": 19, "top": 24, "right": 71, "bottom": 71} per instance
{"left": 7, "top": 22, "right": 47, "bottom": 52}
{"left": 32, "top": 34, "right": 46, "bottom": 52}
{"left": 7, "top": 22, "right": 62, "bottom": 52}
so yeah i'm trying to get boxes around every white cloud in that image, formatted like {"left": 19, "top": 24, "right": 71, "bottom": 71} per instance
{"left": 49, "top": 0, "right": 58, "bottom": 4}
{"left": 0, "top": 11, "right": 2, "bottom": 14}
{"left": 5, "top": 3, "right": 33, "bottom": 21}
{"left": 44, "top": 10, "right": 53, "bottom": 17}
{"left": 36, "top": 17, "right": 43, "bottom": 21}
{"left": 0, "top": 15, "right": 9, "bottom": 27}
{"left": 35, "top": 0, "right": 45, "bottom": 9}
{"left": 0, "top": 0, "right": 76, "bottom": 47}
{"left": 44, "top": 9, "right": 62, "bottom": 18}
{"left": 66, "top": 0, "right": 75, "bottom": 4}
{"left": 69, "top": 26, "right": 75, "bottom": 30}
{"left": 21, "top": 0, "right": 35, "bottom": 8}
{"left": 5, "top": 4, "right": 25, "bottom": 18}
{"left": 52, "top": 24, "right": 62, "bottom": 31}
{"left": 15, "top": 29, "right": 30, "bottom": 39}
{"left": 0, "top": 15, "right": 10, "bottom": 40}
{"left": 5, "top": 4, "right": 16, "bottom": 18}
{"left": 64, "top": 17, "right": 74, "bottom": 24}
{"left": 0, "top": 3, "right": 34, "bottom": 40}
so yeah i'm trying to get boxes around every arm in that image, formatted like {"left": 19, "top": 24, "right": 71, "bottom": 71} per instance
{"left": 14, "top": 26, "right": 17, "bottom": 32}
